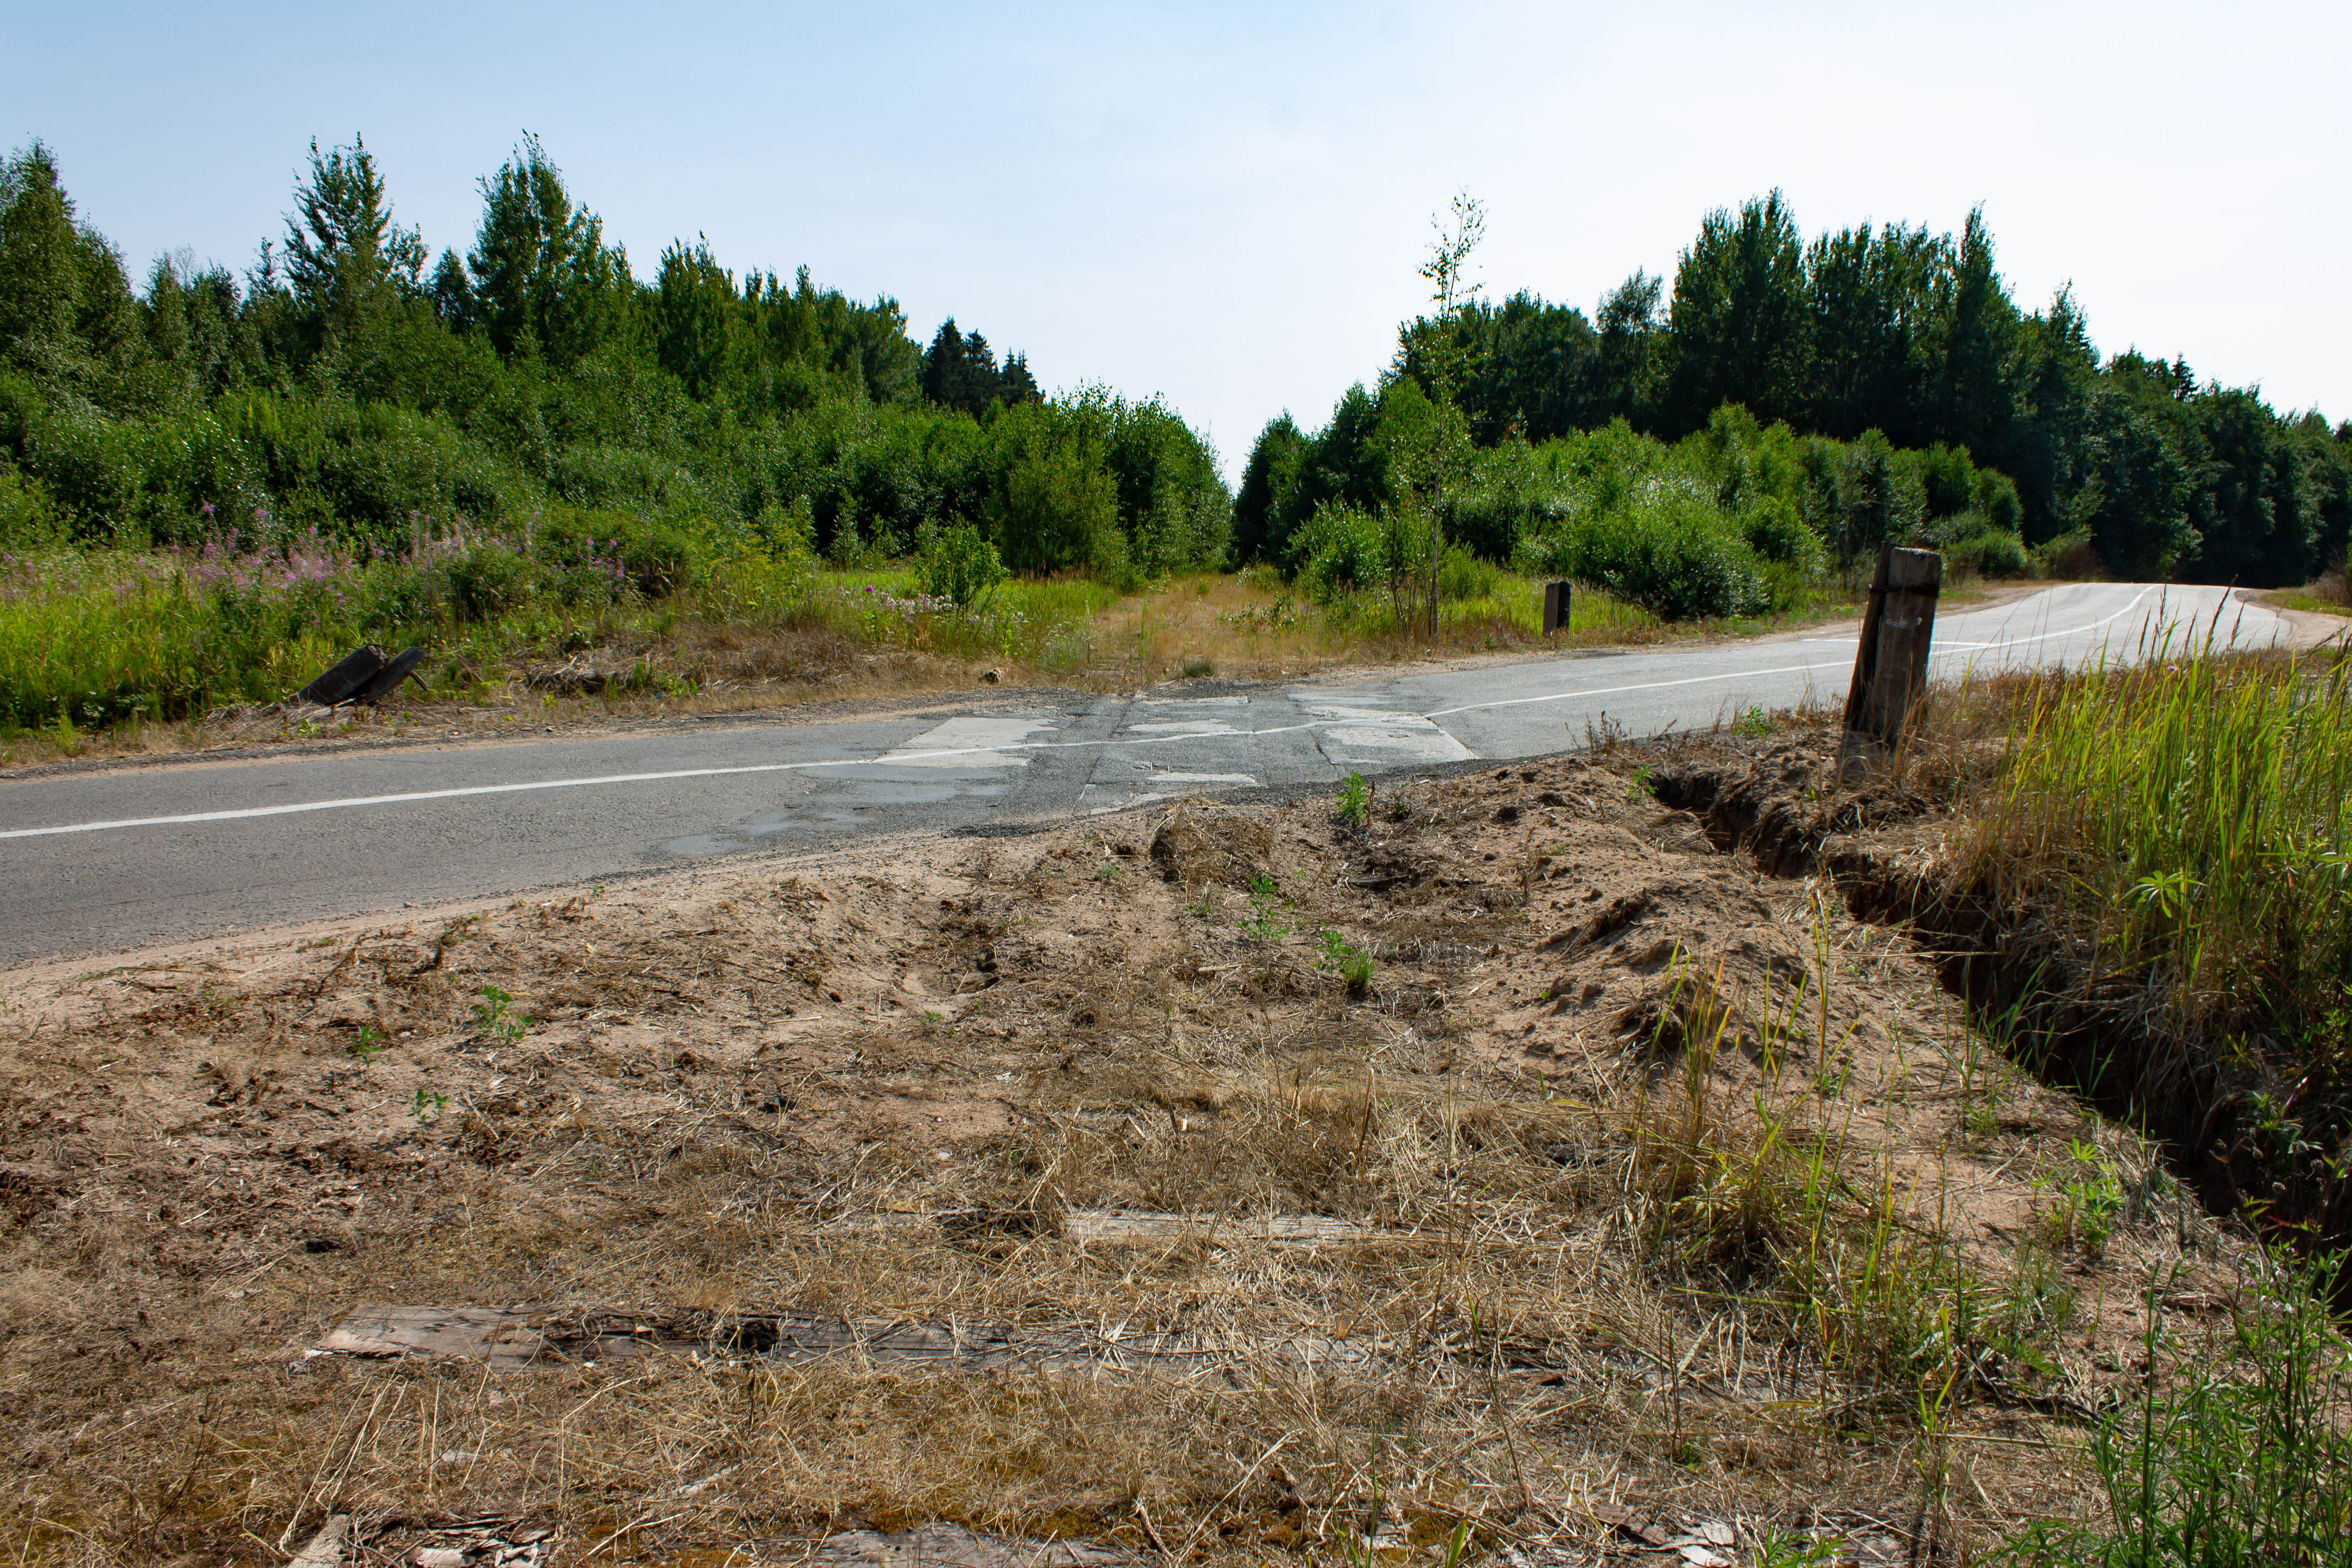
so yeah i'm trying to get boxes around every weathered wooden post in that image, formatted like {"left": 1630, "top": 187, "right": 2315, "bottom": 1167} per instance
{"left": 1841, "top": 545, "right": 1941, "bottom": 775}
{"left": 1542, "top": 580, "right": 1571, "bottom": 638}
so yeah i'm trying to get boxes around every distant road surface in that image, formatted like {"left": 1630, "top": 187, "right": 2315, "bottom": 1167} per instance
{"left": 0, "top": 582, "right": 2295, "bottom": 963}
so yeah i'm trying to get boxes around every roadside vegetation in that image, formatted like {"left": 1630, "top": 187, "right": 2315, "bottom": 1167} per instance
{"left": 1954, "top": 639, "right": 2352, "bottom": 1268}
{"left": 1962, "top": 643, "right": 2352, "bottom": 1565}
{"left": 1627, "top": 628, "right": 2352, "bottom": 1567}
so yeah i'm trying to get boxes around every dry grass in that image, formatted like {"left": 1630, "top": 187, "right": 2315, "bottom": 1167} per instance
{"left": 0, "top": 734, "right": 2264, "bottom": 1565}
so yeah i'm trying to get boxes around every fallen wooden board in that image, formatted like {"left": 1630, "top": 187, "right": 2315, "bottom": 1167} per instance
{"left": 310, "top": 1303, "right": 1374, "bottom": 1376}
{"left": 794, "top": 1524, "right": 1139, "bottom": 1565}
{"left": 1061, "top": 1209, "right": 1369, "bottom": 1248}
{"left": 314, "top": 1304, "right": 548, "bottom": 1368}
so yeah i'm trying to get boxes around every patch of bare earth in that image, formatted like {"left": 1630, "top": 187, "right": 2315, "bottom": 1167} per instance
{"left": 0, "top": 735, "right": 2250, "bottom": 1565}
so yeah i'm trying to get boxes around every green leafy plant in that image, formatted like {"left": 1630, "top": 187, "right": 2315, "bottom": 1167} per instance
{"left": 2040, "top": 1138, "right": 2126, "bottom": 1251}
{"left": 1315, "top": 926, "right": 1376, "bottom": 996}
{"left": 411, "top": 1085, "right": 449, "bottom": 1122}
{"left": 346, "top": 1022, "right": 384, "bottom": 1063}
{"left": 1335, "top": 769, "right": 1371, "bottom": 829}
{"left": 2005, "top": 1257, "right": 2352, "bottom": 1568}
{"left": 913, "top": 520, "right": 1008, "bottom": 608}
{"left": 472, "top": 984, "right": 529, "bottom": 1046}
{"left": 1237, "top": 875, "right": 1291, "bottom": 943}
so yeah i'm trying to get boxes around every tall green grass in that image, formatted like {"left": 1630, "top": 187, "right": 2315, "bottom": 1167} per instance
{"left": 0, "top": 548, "right": 402, "bottom": 731}
{"left": 2006, "top": 1259, "right": 2352, "bottom": 1568}
{"left": 794, "top": 566, "right": 1120, "bottom": 669}
{"left": 1979, "top": 628, "right": 2352, "bottom": 1049}
{"left": 0, "top": 542, "right": 1134, "bottom": 736}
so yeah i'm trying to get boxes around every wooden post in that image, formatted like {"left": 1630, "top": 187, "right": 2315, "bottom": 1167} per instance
{"left": 1542, "top": 580, "right": 1571, "bottom": 637}
{"left": 1841, "top": 545, "right": 1941, "bottom": 773}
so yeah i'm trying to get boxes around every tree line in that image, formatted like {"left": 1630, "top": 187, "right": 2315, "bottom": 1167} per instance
{"left": 1243, "top": 194, "right": 2349, "bottom": 589}
{"left": 0, "top": 135, "right": 1228, "bottom": 581}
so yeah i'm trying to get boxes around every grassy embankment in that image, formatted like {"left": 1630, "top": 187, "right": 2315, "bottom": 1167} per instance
{"left": 2262, "top": 567, "right": 2352, "bottom": 619}
{"left": 1915, "top": 635, "right": 2352, "bottom": 1564}
{"left": 1635, "top": 628, "right": 2352, "bottom": 1565}
{"left": 0, "top": 538, "right": 1873, "bottom": 765}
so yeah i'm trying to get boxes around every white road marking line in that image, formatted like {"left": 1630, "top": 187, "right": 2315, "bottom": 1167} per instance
{"left": 1420, "top": 658, "right": 1839, "bottom": 719}
{"left": 879, "top": 715, "right": 1058, "bottom": 767}
{"left": 1927, "top": 587, "right": 2157, "bottom": 650}
{"left": 0, "top": 727, "right": 1309, "bottom": 840}
{"left": 1799, "top": 587, "right": 2157, "bottom": 646}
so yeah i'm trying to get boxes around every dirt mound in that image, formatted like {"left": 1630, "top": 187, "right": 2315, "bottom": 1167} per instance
{"left": 1147, "top": 799, "right": 1275, "bottom": 886}
{"left": 1648, "top": 733, "right": 1946, "bottom": 876}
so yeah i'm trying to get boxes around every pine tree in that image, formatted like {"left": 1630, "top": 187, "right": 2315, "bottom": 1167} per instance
{"left": 1233, "top": 413, "right": 1305, "bottom": 563}
{"left": 467, "top": 134, "right": 622, "bottom": 368}
{"left": 1662, "top": 192, "right": 1809, "bottom": 433}
{"left": 998, "top": 352, "right": 1038, "bottom": 406}
{"left": 0, "top": 142, "right": 82, "bottom": 371}
{"left": 284, "top": 137, "right": 390, "bottom": 349}
{"left": 1932, "top": 207, "right": 2024, "bottom": 460}
{"left": 654, "top": 236, "right": 737, "bottom": 399}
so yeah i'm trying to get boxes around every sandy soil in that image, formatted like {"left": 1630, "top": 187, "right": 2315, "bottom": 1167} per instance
{"left": 0, "top": 729, "right": 2247, "bottom": 1565}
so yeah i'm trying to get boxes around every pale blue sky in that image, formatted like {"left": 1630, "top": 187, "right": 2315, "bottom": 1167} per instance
{"left": 8, "top": 1, "right": 2347, "bottom": 472}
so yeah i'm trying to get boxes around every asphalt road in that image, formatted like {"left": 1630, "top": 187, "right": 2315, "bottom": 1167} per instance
{"left": 0, "top": 581, "right": 2291, "bottom": 963}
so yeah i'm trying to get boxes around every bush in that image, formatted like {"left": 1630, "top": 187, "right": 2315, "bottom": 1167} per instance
{"left": 443, "top": 542, "right": 533, "bottom": 623}
{"left": 1436, "top": 540, "right": 1503, "bottom": 602}
{"left": 1289, "top": 502, "right": 1382, "bottom": 605}
{"left": 533, "top": 507, "right": 710, "bottom": 597}
{"left": 1974, "top": 467, "right": 2026, "bottom": 535}
{"left": 0, "top": 461, "right": 63, "bottom": 547}
{"left": 988, "top": 407, "right": 1123, "bottom": 578}
{"left": 2036, "top": 529, "right": 2104, "bottom": 580}
{"left": 914, "top": 520, "right": 1006, "bottom": 607}
{"left": 1581, "top": 502, "right": 1772, "bottom": 619}
{"left": 1739, "top": 495, "right": 1819, "bottom": 569}
{"left": 1946, "top": 527, "right": 2031, "bottom": 579}
{"left": 1521, "top": 488, "right": 1774, "bottom": 620}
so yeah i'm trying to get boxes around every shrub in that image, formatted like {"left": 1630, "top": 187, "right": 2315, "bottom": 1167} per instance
{"left": 989, "top": 416, "right": 1123, "bottom": 578}
{"left": 1524, "top": 490, "right": 1774, "bottom": 620}
{"left": 1945, "top": 527, "right": 2031, "bottom": 579}
{"left": 1436, "top": 540, "right": 1504, "bottom": 602}
{"left": 1289, "top": 502, "right": 1383, "bottom": 605}
{"left": 914, "top": 519, "right": 1006, "bottom": 607}
{"left": 1738, "top": 496, "right": 1806, "bottom": 565}
{"left": 0, "top": 461, "right": 63, "bottom": 547}
{"left": 443, "top": 543, "right": 533, "bottom": 623}
{"left": 2035, "top": 529, "right": 2103, "bottom": 580}
{"left": 533, "top": 507, "right": 710, "bottom": 597}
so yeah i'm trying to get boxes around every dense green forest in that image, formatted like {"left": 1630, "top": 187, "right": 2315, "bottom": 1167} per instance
{"left": 1241, "top": 194, "right": 2351, "bottom": 598}
{"left": 0, "top": 134, "right": 1229, "bottom": 580}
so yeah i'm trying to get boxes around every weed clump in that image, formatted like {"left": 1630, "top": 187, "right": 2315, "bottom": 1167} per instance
{"left": 2010, "top": 1259, "right": 2352, "bottom": 1568}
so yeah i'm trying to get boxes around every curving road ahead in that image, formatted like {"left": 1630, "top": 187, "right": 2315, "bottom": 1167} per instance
{"left": 0, "top": 582, "right": 2295, "bottom": 963}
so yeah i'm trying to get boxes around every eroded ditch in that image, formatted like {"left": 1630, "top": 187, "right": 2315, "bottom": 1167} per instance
{"left": 1651, "top": 733, "right": 2351, "bottom": 1284}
